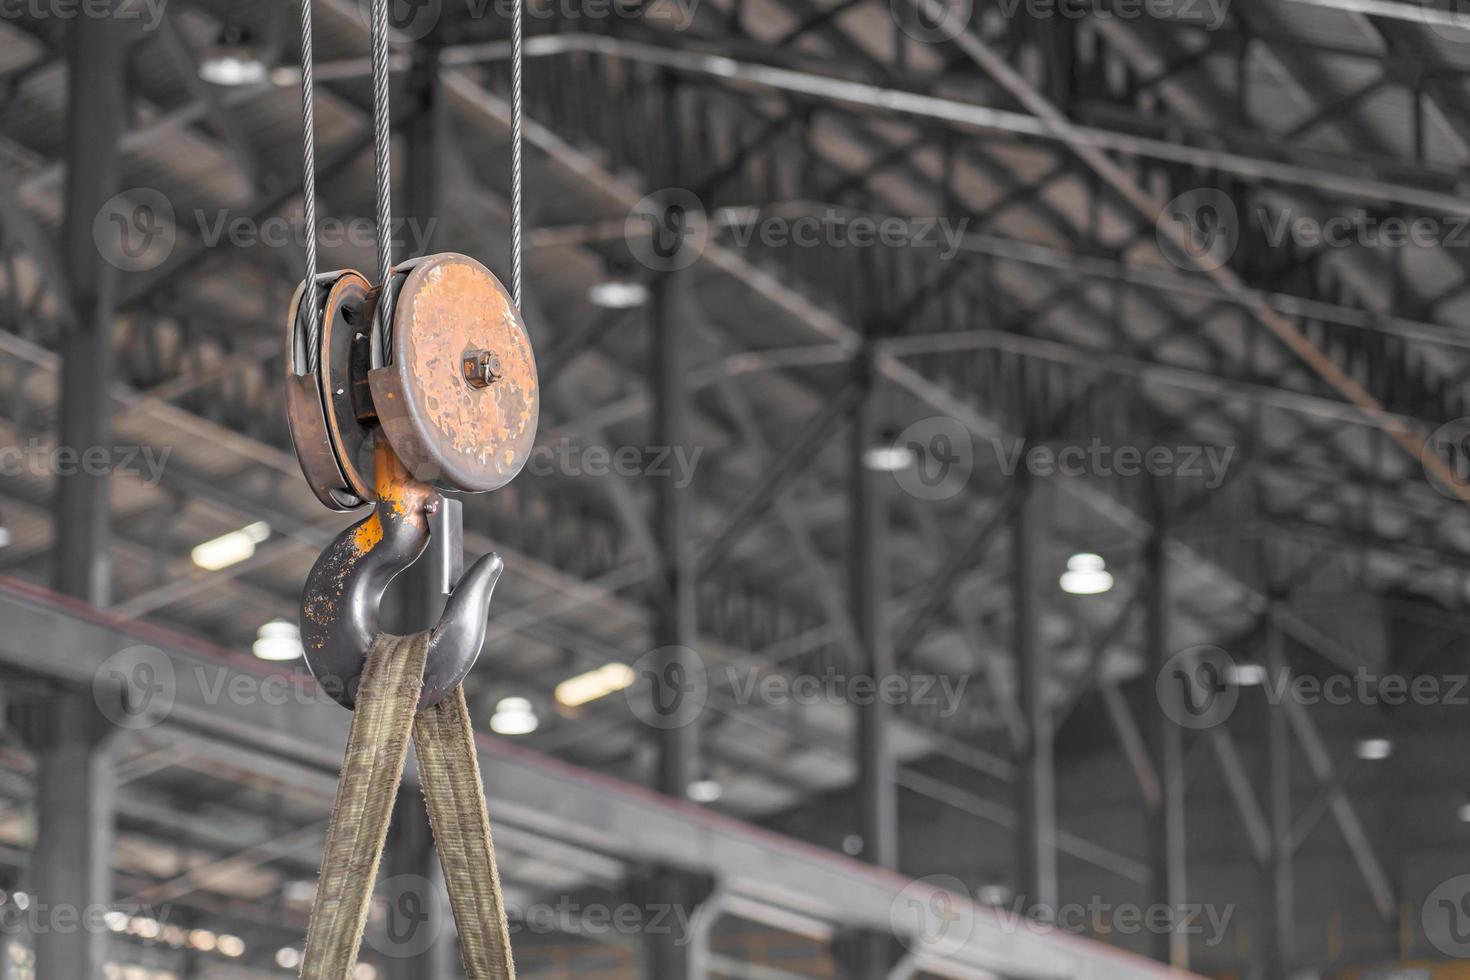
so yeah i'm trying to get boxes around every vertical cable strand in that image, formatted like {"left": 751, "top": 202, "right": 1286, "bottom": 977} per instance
{"left": 371, "top": 0, "right": 393, "bottom": 289}
{"left": 299, "top": 0, "right": 320, "bottom": 372}
{"left": 511, "top": 0, "right": 524, "bottom": 309}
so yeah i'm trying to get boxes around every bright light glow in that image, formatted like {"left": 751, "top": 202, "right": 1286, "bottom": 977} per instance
{"left": 1355, "top": 738, "right": 1393, "bottom": 761}
{"left": 1229, "top": 663, "right": 1268, "bottom": 687}
{"left": 276, "top": 948, "right": 303, "bottom": 970}
{"left": 556, "top": 662, "right": 636, "bottom": 707}
{"left": 688, "top": 779, "right": 723, "bottom": 803}
{"left": 187, "top": 929, "right": 217, "bottom": 952}
{"left": 862, "top": 445, "right": 916, "bottom": 473}
{"left": 1060, "top": 552, "right": 1114, "bottom": 595}
{"left": 199, "top": 54, "right": 268, "bottom": 86}
{"left": 217, "top": 935, "right": 245, "bottom": 958}
{"left": 490, "top": 696, "right": 539, "bottom": 736}
{"left": 354, "top": 963, "right": 379, "bottom": 980}
{"left": 0, "top": 525, "right": 11, "bottom": 548}
{"left": 253, "top": 619, "right": 304, "bottom": 662}
{"left": 1459, "top": 803, "right": 1470, "bottom": 824}
{"left": 588, "top": 280, "right": 650, "bottom": 309}
{"left": 192, "top": 521, "right": 270, "bottom": 571}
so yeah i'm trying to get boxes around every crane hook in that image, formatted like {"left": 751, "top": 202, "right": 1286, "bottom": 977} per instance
{"left": 300, "top": 439, "right": 504, "bottom": 710}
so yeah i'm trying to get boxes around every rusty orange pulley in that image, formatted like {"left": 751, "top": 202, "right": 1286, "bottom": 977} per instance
{"left": 286, "top": 252, "right": 540, "bottom": 512}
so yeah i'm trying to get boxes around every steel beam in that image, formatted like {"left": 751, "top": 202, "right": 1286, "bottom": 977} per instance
{"left": 851, "top": 347, "right": 897, "bottom": 875}
{"left": 1145, "top": 522, "right": 1188, "bottom": 969}
{"left": 0, "top": 577, "right": 1198, "bottom": 980}
{"left": 906, "top": 0, "right": 1470, "bottom": 504}
{"left": 330, "top": 32, "right": 1470, "bottom": 219}
{"left": 1014, "top": 474, "right": 1056, "bottom": 915}
{"left": 55, "top": 2, "right": 124, "bottom": 605}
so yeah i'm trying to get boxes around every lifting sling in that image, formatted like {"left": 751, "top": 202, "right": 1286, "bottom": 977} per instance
{"left": 286, "top": 1, "right": 536, "bottom": 976}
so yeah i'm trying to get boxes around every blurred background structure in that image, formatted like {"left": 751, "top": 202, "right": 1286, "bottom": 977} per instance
{"left": 0, "top": 0, "right": 1469, "bottom": 977}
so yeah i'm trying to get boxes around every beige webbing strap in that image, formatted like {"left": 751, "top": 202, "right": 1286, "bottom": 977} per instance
{"left": 302, "top": 633, "right": 427, "bottom": 980}
{"left": 416, "top": 687, "right": 517, "bottom": 978}
{"left": 300, "top": 633, "right": 517, "bottom": 980}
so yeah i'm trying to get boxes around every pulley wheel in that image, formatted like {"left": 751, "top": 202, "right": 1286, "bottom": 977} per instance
{"left": 369, "top": 253, "right": 539, "bottom": 493}
{"left": 285, "top": 270, "right": 376, "bottom": 511}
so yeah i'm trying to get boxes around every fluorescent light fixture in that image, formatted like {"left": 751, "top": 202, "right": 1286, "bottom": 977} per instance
{"left": 490, "top": 697, "right": 539, "bottom": 736}
{"left": 688, "top": 778, "right": 723, "bottom": 803}
{"left": 556, "top": 662, "right": 636, "bottom": 707}
{"left": 1229, "top": 663, "right": 1268, "bottom": 687}
{"left": 200, "top": 55, "right": 269, "bottom": 86}
{"left": 1355, "top": 738, "right": 1393, "bottom": 761}
{"left": 253, "top": 619, "right": 303, "bottom": 662}
{"left": 1060, "top": 552, "right": 1114, "bottom": 595}
{"left": 862, "top": 445, "right": 917, "bottom": 473}
{"left": 192, "top": 521, "right": 271, "bottom": 571}
{"left": 588, "top": 280, "right": 650, "bottom": 309}
{"left": 199, "top": 25, "right": 267, "bottom": 86}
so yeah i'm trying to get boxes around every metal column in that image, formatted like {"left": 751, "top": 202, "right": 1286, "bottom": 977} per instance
{"left": 34, "top": 11, "right": 125, "bottom": 979}
{"left": 651, "top": 271, "right": 699, "bottom": 799}
{"left": 382, "top": 795, "right": 457, "bottom": 979}
{"left": 1146, "top": 523, "right": 1188, "bottom": 968}
{"left": 852, "top": 347, "right": 897, "bottom": 873}
{"left": 28, "top": 697, "right": 116, "bottom": 979}
{"left": 385, "top": 44, "right": 450, "bottom": 636}
{"left": 1263, "top": 614, "right": 1294, "bottom": 979}
{"left": 645, "top": 273, "right": 701, "bottom": 978}
{"left": 55, "top": 3, "right": 124, "bottom": 605}
{"left": 1014, "top": 473, "right": 1057, "bottom": 914}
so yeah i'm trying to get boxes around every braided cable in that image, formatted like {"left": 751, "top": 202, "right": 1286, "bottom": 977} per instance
{"left": 371, "top": 0, "right": 394, "bottom": 289}
{"left": 299, "top": 0, "right": 320, "bottom": 372}
{"left": 511, "top": 0, "right": 524, "bottom": 308}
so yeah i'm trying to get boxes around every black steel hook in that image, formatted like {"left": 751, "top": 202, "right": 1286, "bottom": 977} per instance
{"left": 300, "top": 441, "right": 503, "bottom": 710}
